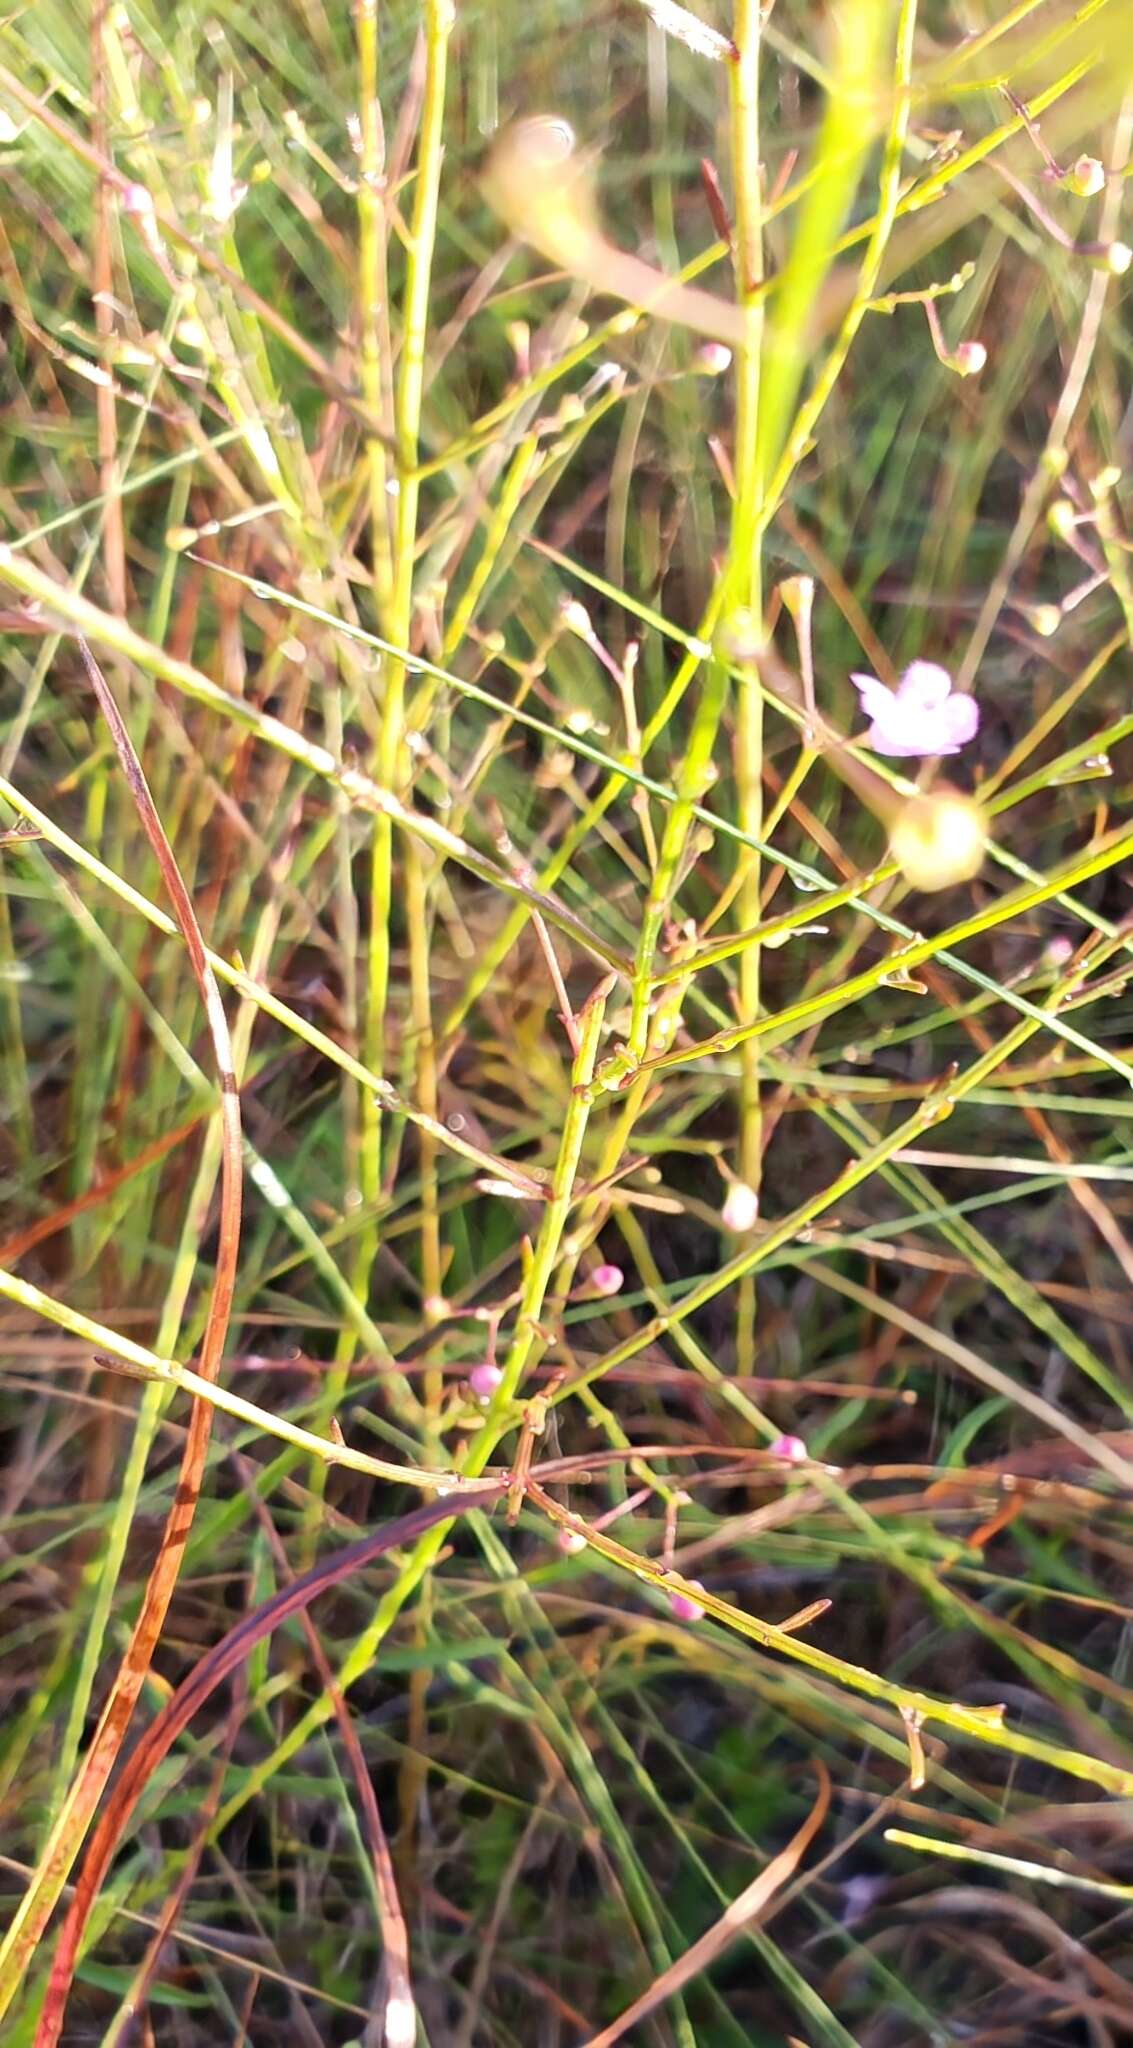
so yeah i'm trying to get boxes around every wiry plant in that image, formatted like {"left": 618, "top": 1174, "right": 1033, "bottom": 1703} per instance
{"left": 2, "top": 2, "right": 1133, "bottom": 2044}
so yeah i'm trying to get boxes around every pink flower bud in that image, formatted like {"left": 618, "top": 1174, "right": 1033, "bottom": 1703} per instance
{"left": 695, "top": 342, "right": 732, "bottom": 375}
{"left": 721, "top": 1182, "right": 759, "bottom": 1233}
{"left": 121, "top": 182, "right": 155, "bottom": 216}
{"left": 468, "top": 1362, "right": 503, "bottom": 1401}
{"left": 1062, "top": 154, "right": 1105, "bottom": 199}
{"left": 949, "top": 340, "right": 987, "bottom": 377}
{"left": 590, "top": 1262, "right": 624, "bottom": 1297}
{"left": 668, "top": 1582, "right": 705, "bottom": 1623}
{"left": 558, "top": 1527, "right": 587, "bottom": 1555}
{"left": 769, "top": 1433, "right": 808, "bottom": 1463}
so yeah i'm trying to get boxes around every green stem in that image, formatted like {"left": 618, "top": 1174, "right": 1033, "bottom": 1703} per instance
{"left": 729, "top": 0, "right": 765, "bottom": 1375}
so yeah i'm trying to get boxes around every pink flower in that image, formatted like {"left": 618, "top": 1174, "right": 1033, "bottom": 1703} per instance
{"left": 668, "top": 1582, "right": 705, "bottom": 1623}
{"left": 557, "top": 1527, "right": 587, "bottom": 1555}
{"left": 850, "top": 661, "right": 979, "bottom": 758}
{"left": 590, "top": 1262, "right": 624, "bottom": 1297}
{"left": 769, "top": 1433, "right": 807, "bottom": 1464}
{"left": 468, "top": 1362, "right": 503, "bottom": 1401}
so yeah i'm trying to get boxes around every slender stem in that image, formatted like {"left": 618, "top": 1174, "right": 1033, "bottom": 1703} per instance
{"left": 405, "top": 838, "right": 443, "bottom": 1401}
{"left": 729, "top": 0, "right": 765, "bottom": 1375}
{"left": 490, "top": 976, "right": 613, "bottom": 1408}
{"left": 0, "top": 1265, "right": 460, "bottom": 1490}
{"left": 358, "top": 1, "right": 455, "bottom": 1393}
{"left": 355, "top": 0, "right": 395, "bottom": 618}
{"left": 756, "top": 0, "right": 919, "bottom": 534}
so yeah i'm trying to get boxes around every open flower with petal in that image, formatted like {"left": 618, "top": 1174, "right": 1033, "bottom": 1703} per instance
{"left": 850, "top": 661, "right": 979, "bottom": 758}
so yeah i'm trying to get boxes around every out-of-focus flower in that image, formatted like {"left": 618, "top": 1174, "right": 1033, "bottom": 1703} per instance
{"left": 721, "top": 1181, "right": 759, "bottom": 1233}
{"left": 888, "top": 790, "right": 988, "bottom": 891}
{"left": 558, "top": 1527, "right": 587, "bottom": 1555}
{"left": 850, "top": 661, "right": 979, "bottom": 758}
{"left": 669, "top": 1582, "right": 705, "bottom": 1623}
{"left": 468, "top": 1362, "right": 503, "bottom": 1401}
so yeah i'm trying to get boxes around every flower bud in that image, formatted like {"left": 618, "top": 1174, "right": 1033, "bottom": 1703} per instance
{"left": 468, "top": 1362, "right": 503, "bottom": 1401}
{"left": 669, "top": 1583, "right": 705, "bottom": 1623}
{"left": 721, "top": 1182, "right": 759, "bottom": 1233}
{"left": 1081, "top": 240, "right": 1132, "bottom": 275}
{"left": 560, "top": 597, "right": 593, "bottom": 638}
{"left": 769, "top": 1433, "right": 808, "bottom": 1463}
{"left": 1022, "top": 602, "right": 1061, "bottom": 638}
{"left": 1062, "top": 154, "right": 1105, "bottom": 198}
{"left": 1047, "top": 498, "right": 1077, "bottom": 540}
{"left": 949, "top": 340, "right": 987, "bottom": 377}
{"left": 590, "top": 1262, "right": 624, "bottom": 1297}
{"left": 694, "top": 342, "right": 732, "bottom": 375}
{"left": 558, "top": 1527, "right": 587, "bottom": 1555}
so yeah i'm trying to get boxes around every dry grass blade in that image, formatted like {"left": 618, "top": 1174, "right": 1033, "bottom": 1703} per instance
{"left": 0, "top": 641, "right": 243, "bottom": 2016}
{"left": 35, "top": 1484, "right": 507, "bottom": 2047}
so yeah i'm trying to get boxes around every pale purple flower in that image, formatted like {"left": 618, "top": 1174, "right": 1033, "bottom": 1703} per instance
{"left": 769, "top": 1433, "right": 808, "bottom": 1464}
{"left": 669, "top": 1582, "right": 705, "bottom": 1623}
{"left": 849, "top": 661, "right": 979, "bottom": 759}
{"left": 468, "top": 1362, "right": 503, "bottom": 1401}
{"left": 590, "top": 1262, "right": 624, "bottom": 1297}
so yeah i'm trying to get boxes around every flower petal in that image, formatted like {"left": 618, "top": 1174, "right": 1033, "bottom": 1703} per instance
{"left": 849, "top": 672, "right": 897, "bottom": 721}
{"left": 851, "top": 666, "right": 979, "bottom": 758}
{"left": 896, "top": 660, "right": 953, "bottom": 710}
{"left": 865, "top": 715, "right": 932, "bottom": 757}
{"left": 934, "top": 691, "right": 980, "bottom": 751}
